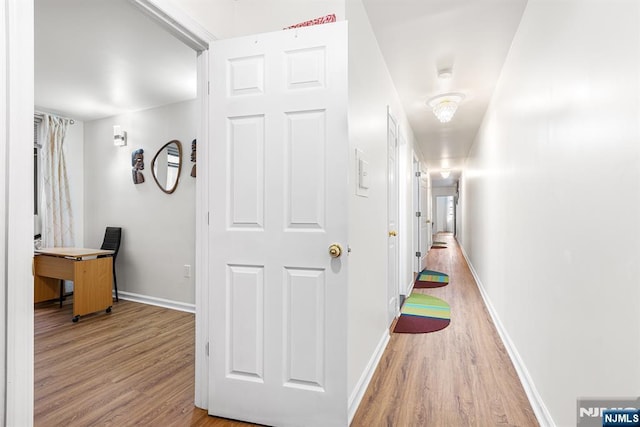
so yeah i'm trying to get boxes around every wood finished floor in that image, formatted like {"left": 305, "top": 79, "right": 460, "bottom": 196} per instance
{"left": 351, "top": 233, "right": 538, "bottom": 426}
{"left": 34, "top": 299, "right": 255, "bottom": 427}
{"left": 34, "top": 233, "right": 537, "bottom": 426}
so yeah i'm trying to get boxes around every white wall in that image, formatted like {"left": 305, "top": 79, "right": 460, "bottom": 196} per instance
{"left": 458, "top": 1, "right": 640, "bottom": 425}
{"left": 84, "top": 100, "right": 197, "bottom": 305}
{"left": 173, "top": 0, "right": 345, "bottom": 39}
{"left": 346, "top": 0, "right": 422, "bottom": 411}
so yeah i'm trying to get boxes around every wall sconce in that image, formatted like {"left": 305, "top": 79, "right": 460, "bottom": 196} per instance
{"left": 114, "top": 125, "right": 127, "bottom": 147}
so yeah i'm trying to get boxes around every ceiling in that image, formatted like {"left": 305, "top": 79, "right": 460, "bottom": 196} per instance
{"left": 35, "top": 0, "right": 197, "bottom": 122}
{"left": 361, "top": 0, "right": 527, "bottom": 186}
{"left": 35, "top": 0, "right": 527, "bottom": 186}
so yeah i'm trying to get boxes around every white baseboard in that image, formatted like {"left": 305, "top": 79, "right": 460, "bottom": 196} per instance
{"left": 404, "top": 278, "right": 415, "bottom": 297}
{"left": 116, "top": 290, "right": 195, "bottom": 314}
{"left": 348, "top": 329, "right": 390, "bottom": 425}
{"left": 458, "top": 244, "right": 555, "bottom": 427}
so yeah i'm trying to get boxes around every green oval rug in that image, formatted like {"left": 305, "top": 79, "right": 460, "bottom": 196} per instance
{"left": 393, "top": 293, "right": 450, "bottom": 334}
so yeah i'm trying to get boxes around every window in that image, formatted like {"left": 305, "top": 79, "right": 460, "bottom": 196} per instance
{"left": 34, "top": 117, "right": 42, "bottom": 234}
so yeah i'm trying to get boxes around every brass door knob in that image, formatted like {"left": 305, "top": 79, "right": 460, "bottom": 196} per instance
{"left": 329, "top": 243, "right": 342, "bottom": 258}
{"left": 389, "top": 231, "right": 397, "bottom": 237}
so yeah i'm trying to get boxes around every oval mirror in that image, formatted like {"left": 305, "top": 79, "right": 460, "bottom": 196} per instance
{"left": 151, "top": 140, "right": 183, "bottom": 194}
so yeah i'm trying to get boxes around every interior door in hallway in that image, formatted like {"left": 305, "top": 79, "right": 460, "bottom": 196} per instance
{"left": 387, "top": 108, "right": 399, "bottom": 325}
{"left": 419, "top": 168, "right": 430, "bottom": 269}
{"left": 208, "top": 22, "right": 349, "bottom": 427}
{"left": 412, "top": 157, "right": 421, "bottom": 273}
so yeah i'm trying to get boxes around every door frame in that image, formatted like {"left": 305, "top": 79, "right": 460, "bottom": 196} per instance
{"left": 131, "top": 0, "right": 215, "bottom": 409}
{"left": 3, "top": 1, "right": 35, "bottom": 423}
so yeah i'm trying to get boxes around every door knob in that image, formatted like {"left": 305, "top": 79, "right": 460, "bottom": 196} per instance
{"left": 388, "top": 231, "right": 397, "bottom": 237}
{"left": 329, "top": 243, "right": 342, "bottom": 258}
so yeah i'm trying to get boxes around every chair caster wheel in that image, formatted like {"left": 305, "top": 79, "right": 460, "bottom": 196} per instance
{"left": 72, "top": 316, "right": 79, "bottom": 323}
{"left": 106, "top": 306, "right": 112, "bottom": 313}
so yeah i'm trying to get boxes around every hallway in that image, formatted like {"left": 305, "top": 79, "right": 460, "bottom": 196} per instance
{"left": 33, "top": 233, "right": 538, "bottom": 426}
{"left": 351, "top": 233, "right": 538, "bottom": 426}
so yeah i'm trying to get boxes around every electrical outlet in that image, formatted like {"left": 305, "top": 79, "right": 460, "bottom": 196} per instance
{"left": 183, "top": 264, "right": 191, "bottom": 278}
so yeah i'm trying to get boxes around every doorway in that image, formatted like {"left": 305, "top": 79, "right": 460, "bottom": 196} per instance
{"left": 435, "top": 196, "right": 455, "bottom": 234}
{"left": 32, "top": 0, "right": 211, "bottom": 413}
{"left": 387, "top": 108, "right": 399, "bottom": 325}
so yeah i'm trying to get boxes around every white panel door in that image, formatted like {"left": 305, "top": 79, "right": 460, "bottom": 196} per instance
{"left": 419, "top": 170, "right": 429, "bottom": 269}
{"left": 387, "top": 108, "right": 399, "bottom": 324}
{"left": 413, "top": 158, "right": 421, "bottom": 274}
{"left": 209, "top": 22, "right": 348, "bottom": 427}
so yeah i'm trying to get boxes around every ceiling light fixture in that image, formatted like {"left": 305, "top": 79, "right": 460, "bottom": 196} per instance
{"left": 428, "top": 93, "right": 465, "bottom": 123}
{"left": 440, "top": 169, "right": 451, "bottom": 179}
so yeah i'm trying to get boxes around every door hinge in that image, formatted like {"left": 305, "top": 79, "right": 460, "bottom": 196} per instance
{"left": 415, "top": 171, "right": 421, "bottom": 177}
{"left": 415, "top": 211, "right": 422, "bottom": 217}
{"left": 415, "top": 251, "right": 421, "bottom": 257}
{"left": 208, "top": 81, "right": 210, "bottom": 95}
{"left": 205, "top": 342, "right": 209, "bottom": 357}
{"left": 207, "top": 212, "right": 210, "bottom": 225}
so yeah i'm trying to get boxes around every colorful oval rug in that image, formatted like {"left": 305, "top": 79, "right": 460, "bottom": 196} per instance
{"left": 415, "top": 269, "right": 449, "bottom": 289}
{"left": 393, "top": 293, "right": 451, "bottom": 334}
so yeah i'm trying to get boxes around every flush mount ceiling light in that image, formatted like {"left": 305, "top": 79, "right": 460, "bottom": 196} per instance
{"left": 428, "top": 93, "right": 465, "bottom": 123}
{"left": 437, "top": 68, "right": 453, "bottom": 80}
{"left": 440, "top": 169, "right": 451, "bottom": 179}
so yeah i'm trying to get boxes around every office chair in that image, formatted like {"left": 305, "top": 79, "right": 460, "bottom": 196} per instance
{"left": 100, "top": 227, "right": 122, "bottom": 302}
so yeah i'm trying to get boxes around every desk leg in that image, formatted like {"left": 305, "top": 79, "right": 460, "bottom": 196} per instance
{"left": 72, "top": 257, "right": 113, "bottom": 319}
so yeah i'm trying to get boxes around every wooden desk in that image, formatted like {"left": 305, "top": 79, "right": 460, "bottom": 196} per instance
{"left": 34, "top": 248, "right": 115, "bottom": 322}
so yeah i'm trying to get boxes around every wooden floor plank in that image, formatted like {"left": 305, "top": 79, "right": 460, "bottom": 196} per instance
{"left": 351, "top": 233, "right": 538, "bottom": 426}
{"left": 35, "top": 233, "right": 537, "bottom": 426}
{"left": 34, "top": 300, "right": 256, "bottom": 427}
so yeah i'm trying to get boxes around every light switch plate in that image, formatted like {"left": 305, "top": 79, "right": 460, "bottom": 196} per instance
{"left": 355, "top": 148, "right": 369, "bottom": 197}
{"left": 359, "top": 158, "right": 370, "bottom": 189}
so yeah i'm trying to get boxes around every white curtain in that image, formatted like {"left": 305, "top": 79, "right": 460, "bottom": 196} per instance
{"left": 40, "top": 114, "right": 75, "bottom": 247}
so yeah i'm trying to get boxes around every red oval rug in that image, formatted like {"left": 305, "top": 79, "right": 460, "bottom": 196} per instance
{"left": 393, "top": 293, "right": 451, "bottom": 334}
